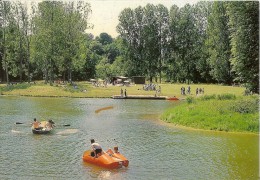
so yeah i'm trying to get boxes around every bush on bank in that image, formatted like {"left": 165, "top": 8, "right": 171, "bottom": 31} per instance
{"left": 161, "top": 94, "right": 259, "bottom": 133}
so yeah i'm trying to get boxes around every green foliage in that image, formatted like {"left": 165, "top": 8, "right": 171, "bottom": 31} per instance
{"left": 1, "top": 83, "right": 31, "bottom": 91}
{"left": 186, "top": 96, "right": 195, "bottom": 104}
{"left": 227, "top": 2, "right": 259, "bottom": 93}
{"left": 95, "top": 58, "right": 112, "bottom": 79}
{"left": 96, "top": 33, "right": 113, "bottom": 45}
{"left": 30, "top": 1, "right": 91, "bottom": 84}
{"left": 217, "top": 93, "right": 236, "bottom": 100}
{"left": 206, "top": 1, "right": 233, "bottom": 84}
{"left": 231, "top": 98, "right": 259, "bottom": 114}
{"left": 200, "top": 94, "right": 216, "bottom": 101}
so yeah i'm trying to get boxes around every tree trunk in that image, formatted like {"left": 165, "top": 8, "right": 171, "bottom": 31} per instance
{"left": 26, "top": 38, "right": 31, "bottom": 83}
{"left": 19, "top": 37, "right": 23, "bottom": 83}
{"left": 68, "top": 65, "right": 72, "bottom": 85}
{"left": 3, "top": 2, "right": 9, "bottom": 84}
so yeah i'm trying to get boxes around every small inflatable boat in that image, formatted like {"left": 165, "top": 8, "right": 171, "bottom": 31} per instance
{"left": 167, "top": 97, "right": 179, "bottom": 101}
{"left": 31, "top": 121, "right": 54, "bottom": 134}
{"left": 82, "top": 150, "right": 129, "bottom": 169}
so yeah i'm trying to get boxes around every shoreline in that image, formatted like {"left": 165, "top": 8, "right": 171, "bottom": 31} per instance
{"left": 0, "top": 94, "right": 111, "bottom": 98}
{"left": 157, "top": 119, "right": 259, "bottom": 136}
{"left": 2, "top": 82, "right": 257, "bottom": 135}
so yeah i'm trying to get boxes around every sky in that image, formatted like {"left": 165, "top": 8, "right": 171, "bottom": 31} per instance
{"left": 86, "top": 0, "right": 200, "bottom": 37}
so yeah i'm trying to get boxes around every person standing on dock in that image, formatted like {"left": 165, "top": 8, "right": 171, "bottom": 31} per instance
{"left": 158, "top": 86, "right": 161, "bottom": 95}
{"left": 124, "top": 89, "right": 127, "bottom": 97}
{"left": 121, "top": 88, "right": 123, "bottom": 97}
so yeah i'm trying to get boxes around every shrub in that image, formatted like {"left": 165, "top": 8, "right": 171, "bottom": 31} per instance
{"left": 231, "top": 98, "right": 259, "bottom": 114}
{"left": 217, "top": 94, "right": 236, "bottom": 100}
{"left": 2, "top": 83, "right": 31, "bottom": 91}
{"left": 186, "top": 96, "right": 195, "bottom": 104}
{"left": 200, "top": 94, "right": 216, "bottom": 101}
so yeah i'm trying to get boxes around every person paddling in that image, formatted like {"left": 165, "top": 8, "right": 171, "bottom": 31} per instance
{"left": 32, "top": 118, "right": 41, "bottom": 130}
{"left": 46, "top": 119, "right": 55, "bottom": 129}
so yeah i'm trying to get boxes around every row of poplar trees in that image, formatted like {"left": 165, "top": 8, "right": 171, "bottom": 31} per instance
{"left": 117, "top": 1, "right": 259, "bottom": 93}
{"left": 0, "top": 1, "right": 259, "bottom": 93}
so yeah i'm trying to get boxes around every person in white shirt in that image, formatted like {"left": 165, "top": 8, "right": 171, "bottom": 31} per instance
{"left": 90, "top": 139, "right": 103, "bottom": 158}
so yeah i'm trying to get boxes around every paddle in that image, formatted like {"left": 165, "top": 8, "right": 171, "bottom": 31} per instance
{"left": 57, "top": 124, "right": 70, "bottom": 127}
{"left": 15, "top": 122, "right": 25, "bottom": 124}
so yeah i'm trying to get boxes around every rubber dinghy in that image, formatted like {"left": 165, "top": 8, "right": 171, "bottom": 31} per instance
{"left": 82, "top": 150, "right": 129, "bottom": 169}
{"left": 167, "top": 97, "right": 179, "bottom": 101}
{"left": 31, "top": 121, "right": 53, "bottom": 134}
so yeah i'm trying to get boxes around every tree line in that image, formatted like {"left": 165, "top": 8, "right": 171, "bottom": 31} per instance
{"left": 0, "top": 1, "right": 259, "bottom": 93}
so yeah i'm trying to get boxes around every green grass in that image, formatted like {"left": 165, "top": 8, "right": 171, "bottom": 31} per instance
{"left": 0, "top": 81, "right": 246, "bottom": 98}
{"left": 161, "top": 94, "right": 259, "bottom": 133}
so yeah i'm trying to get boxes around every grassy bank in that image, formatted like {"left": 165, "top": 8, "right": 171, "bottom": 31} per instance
{"left": 161, "top": 94, "right": 259, "bottom": 133}
{"left": 0, "top": 81, "right": 245, "bottom": 98}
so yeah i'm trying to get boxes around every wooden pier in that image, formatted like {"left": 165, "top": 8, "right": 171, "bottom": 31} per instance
{"left": 112, "top": 95, "right": 167, "bottom": 100}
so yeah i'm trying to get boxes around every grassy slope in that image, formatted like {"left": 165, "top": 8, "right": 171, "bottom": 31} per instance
{"left": 161, "top": 95, "right": 259, "bottom": 133}
{"left": 0, "top": 81, "right": 245, "bottom": 98}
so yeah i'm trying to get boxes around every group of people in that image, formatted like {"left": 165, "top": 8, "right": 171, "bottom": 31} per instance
{"left": 196, "top": 87, "right": 204, "bottom": 95}
{"left": 90, "top": 139, "right": 120, "bottom": 158}
{"left": 120, "top": 88, "right": 127, "bottom": 97}
{"left": 180, "top": 86, "right": 204, "bottom": 96}
{"left": 32, "top": 118, "right": 55, "bottom": 130}
{"left": 143, "top": 83, "right": 157, "bottom": 91}
{"left": 181, "top": 86, "right": 191, "bottom": 95}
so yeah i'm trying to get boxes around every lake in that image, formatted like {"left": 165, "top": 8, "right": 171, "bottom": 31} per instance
{"left": 0, "top": 96, "right": 258, "bottom": 179}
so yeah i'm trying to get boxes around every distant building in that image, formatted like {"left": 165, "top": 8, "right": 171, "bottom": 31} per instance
{"left": 111, "top": 76, "right": 128, "bottom": 85}
{"left": 132, "top": 76, "right": 145, "bottom": 84}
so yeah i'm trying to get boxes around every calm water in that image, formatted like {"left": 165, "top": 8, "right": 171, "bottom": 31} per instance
{"left": 0, "top": 96, "right": 258, "bottom": 180}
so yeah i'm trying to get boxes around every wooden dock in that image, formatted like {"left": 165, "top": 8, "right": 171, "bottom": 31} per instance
{"left": 112, "top": 95, "right": 167, "bottom": 100}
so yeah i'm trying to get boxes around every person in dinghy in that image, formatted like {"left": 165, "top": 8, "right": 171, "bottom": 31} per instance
{"left": 32, "top": 118, "right": 42, "bottom": 130}
{"left": 46, "top": 119, "right": 55, "bottom": 130}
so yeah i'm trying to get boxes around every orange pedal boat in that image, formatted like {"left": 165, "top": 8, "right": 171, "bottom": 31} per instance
{"left": 82, "top": 150, "right": 129, "bottom": 169}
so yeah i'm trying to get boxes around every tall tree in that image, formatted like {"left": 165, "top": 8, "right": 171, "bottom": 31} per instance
{"left": 142, "top": 4, "right": 159, "bottom": 82}
{"left": 0, "top": 1, "right": 12, "bottom": 84}
{"left": 60, "top": 1, "right": 91, "bottom": 83}
{"left": 227, "top": 1, "right": 259, "bottom": 93}
{"left": 167, "top": 5, "right": 180, "bottom": 82}
{"left": 155, "top": 4, "right": 169, "bottom": 83}
{"left": 173, "top": 4, "right": 199, "bottom": 83}
{"left": 117, "top": 7, "right": 145, "bottom": 77}
{"left": 193, "top": 1, "right": 213, "bottom": 83}
{"left": 207, "top": 1, "right": 233, "bottom": 84}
